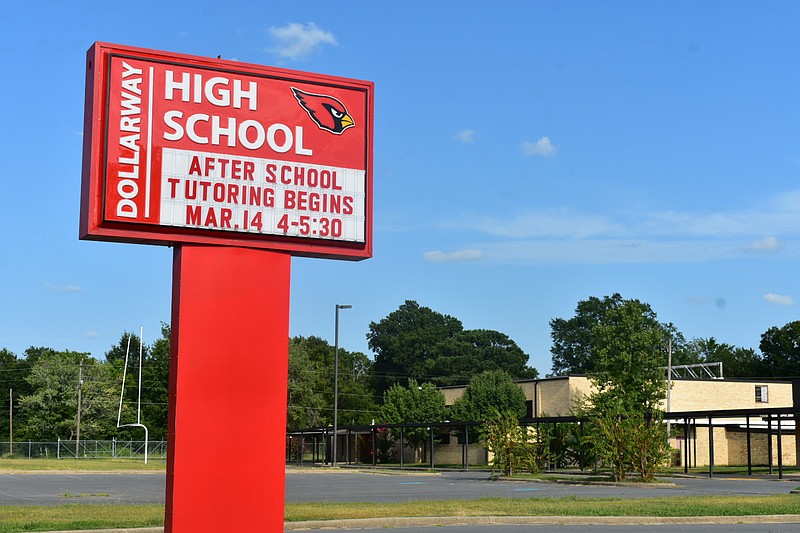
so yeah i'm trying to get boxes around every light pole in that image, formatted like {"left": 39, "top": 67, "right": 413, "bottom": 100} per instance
{"left": 333, "top": 304, "right": 351, "bottom": 467}
{"left": 76, "top": 360, "right": 83, "bottom": 458}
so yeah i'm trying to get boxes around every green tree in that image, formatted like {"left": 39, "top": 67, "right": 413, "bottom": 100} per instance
{"left": 104, "top": 332, "right": 149, "bottom": 363}
{"left": 287, "top": 336, "right": 378, "bottom": 428}
{"left": 588, "top": 298, "right": 669, "bottom": 413}
{"left": 425, "top": 330, "right": 538, "bottom": 386}
{"left": 585, "top": 400, "right": 671, "bottom": 482}
{"left": 484, "top": 413, "right": 523, "bottom": 476}
{"left": 483, "top": 413, "right": 549, "bottom": 476}
{"left": 686, "top": 337, "right": 765, "bottom": 378}
{"left": 2, "top": 346, "right": 58, "bottom": 442}
{"left": 550, "top": 293, "right": 681, "bottom": 377}
{"left": 107, "top": 327, "right": 170, "bottom": 440}
{"left": 107, "top": 332, "right": 143, "bottom": 439}
{"left": 368, "top": 300, "right": 536, "bottom": 393}
{"left": 562, "top": 296, "right": 674, "bottom": 482}
{"left": 759, "top": 321, "right": 800, "bottom": 377}
{"left": 368, "top": 301, "right": 463, "bottom": 393}
{"left": 23, "top": 346, "right": 57, "bottom": 364}
{"left": 1, "top": 348, "right": 33, "bottom": 441}
{"left": 287, "top": 339, "right": 325, "bottom": 430}
{"left": 450, "top": 370, "right": 527, "bottom": 423}
{"left": 141, "top": 324, "right": 170, "bottom": 440}
{"left": 380, "top": 379, "right": 447, "bottom": 462}
{"left": 19, "top": 351, "right": 118, "bottom": 440}
{"left": 333, "top": 347, "right": 377, "bottom": 427}
{"left": 550, "top": 295, "right": 616, "bottom": 376}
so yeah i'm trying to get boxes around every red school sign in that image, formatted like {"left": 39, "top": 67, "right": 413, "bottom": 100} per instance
{"left": 81, "top": 42, "right": 373, "bottom": 260}
{"left": 80, "top": 43, "right": 373, "bottom": 532}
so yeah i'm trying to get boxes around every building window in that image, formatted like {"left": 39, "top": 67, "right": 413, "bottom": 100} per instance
{"left": 755, "top": 385, "right": 769, "bottom": 403}
{"left": 525, "top": 400, "right": 534, "bottom": 419}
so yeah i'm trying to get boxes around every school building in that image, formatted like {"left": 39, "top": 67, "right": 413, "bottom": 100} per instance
{"left": 439, "top": 375, "right": 799, "bottom": 468}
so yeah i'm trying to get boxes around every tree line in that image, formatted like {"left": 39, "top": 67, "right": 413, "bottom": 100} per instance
{"left": 3, "top": 296, "right": 800, "bottom": 447}
{"left": 289, "top": 300, "right": 538, "bottom": 430}
{"left": 1, "top": 325, "right": 171, "bottom": 443}
{"left": 550, "top": 293, "right": 800, "bottom": 379}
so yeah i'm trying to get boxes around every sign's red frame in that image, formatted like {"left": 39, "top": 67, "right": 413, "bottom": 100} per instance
{"left": 80, "top": 42, "right": 373, "bottom": 260}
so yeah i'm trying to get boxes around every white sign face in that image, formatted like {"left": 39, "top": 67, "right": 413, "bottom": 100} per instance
{"left": 159, "top": 149, "right": 366, "bottom": 242}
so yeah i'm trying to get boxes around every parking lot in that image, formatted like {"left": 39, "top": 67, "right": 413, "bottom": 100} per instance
{"left": 2, "top": 467, "right": 800, "bottom": 506}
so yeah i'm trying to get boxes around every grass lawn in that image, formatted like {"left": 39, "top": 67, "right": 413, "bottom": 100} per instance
{"left": 0, "top": 458, "right": 166, "bottom": 472}
{"left": 0, "top": 505, "right": 165, "bottom": 533}
{"left": 1, "top": 495, "right": 800, "bottom": 532}
{"left": 285, "top": 494, "right": 800, "bottom": 521}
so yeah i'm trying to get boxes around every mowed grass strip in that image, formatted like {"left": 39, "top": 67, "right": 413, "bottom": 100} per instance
{"left": 285, "top": 495, "right": 800, "bottom": 521}
{"left": 0, "top": 458, "right": 166, "bottom": 472}
{"left": 1, "top": 495, "right": 799, "bottom": 532}
{"left": 0, "top": 504, "right": 164, "bottom": 533}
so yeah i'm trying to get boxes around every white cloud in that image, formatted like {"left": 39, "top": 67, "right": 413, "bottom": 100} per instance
{"left": 746, "top": 236, "right": 781, "bottom": 253}
{"left": 477, "top": 239, "right": 743, "bottom": 265}
{"left": 521, "top": 136, "right": 557, "bottom": 157}
{"left": 45, "top": 283, "right": 83, "bottom": 293}
{"left": 771, "top": 190, "right": 800, "bottom": 211}
{"left": 464, "top": 209, "right": 624, "bottom": 239}
{"left": 763, "top": 293, "right": 794, "bottom": 306}
{"left": 83, "top": 330, "right": 100, "bottom": 338}
{"left": 437, "top": 189, "right": 800, "bottom": 265}
{"left": 456, "top": 129, "right": 476, "bottom": 143}
{"left": 268, "top": 22, "right": 337, "bottom": 60}
{"left": 645, "top": 191, "right": 800, "bottom": 238}
{"left": 424, "top": 249, "right": 484, "bottom": 263}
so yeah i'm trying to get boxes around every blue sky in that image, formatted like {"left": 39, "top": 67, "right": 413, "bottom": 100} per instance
{"left": 2, "top": 1, "right": 800, "bottom": 376}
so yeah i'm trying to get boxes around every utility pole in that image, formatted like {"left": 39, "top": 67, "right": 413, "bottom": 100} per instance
{"left": 8, "top": 389, "right": 12, "bottom": 456}
{"left": 76, "top": 360, "right": 83, "bottom": 458}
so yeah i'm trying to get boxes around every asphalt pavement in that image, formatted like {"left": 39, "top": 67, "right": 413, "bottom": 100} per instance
{"left": 0, "top": 472, "right": 164, "bottom": 505}
{"left": 2, "top": 468, "right": 800, "bottom": 506}
{"left": 284, "top": 468, "right": 800, "bottom": 502}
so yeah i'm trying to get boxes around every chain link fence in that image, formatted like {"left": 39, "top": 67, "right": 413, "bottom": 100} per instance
{"left": 0, "top": 439, "right": 167, "bottom": 460}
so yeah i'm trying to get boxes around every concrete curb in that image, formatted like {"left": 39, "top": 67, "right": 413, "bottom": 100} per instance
{"left": 490, "top": 475, "right": 679, "bottom": 487}
{"left": 34, "top": 515, "right": 800, "bottom": 532}
{"left": 283, "top": 515, "right": 800, "bottom": 530}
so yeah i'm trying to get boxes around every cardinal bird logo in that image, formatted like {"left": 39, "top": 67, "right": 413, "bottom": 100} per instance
{"left": 292, "top": 87, "right": 355, "bottom": 135}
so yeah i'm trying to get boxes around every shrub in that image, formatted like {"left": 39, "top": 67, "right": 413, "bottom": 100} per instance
{"left": 585, "top": 405, "right": 671, "bottom": 482}
{"left": 483, "top": 412, "right": 548, "bottom": 476}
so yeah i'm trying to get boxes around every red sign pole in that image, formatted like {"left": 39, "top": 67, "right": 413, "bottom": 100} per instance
{"left": 165, "top": 245, "right": 291, "bottom": 532}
